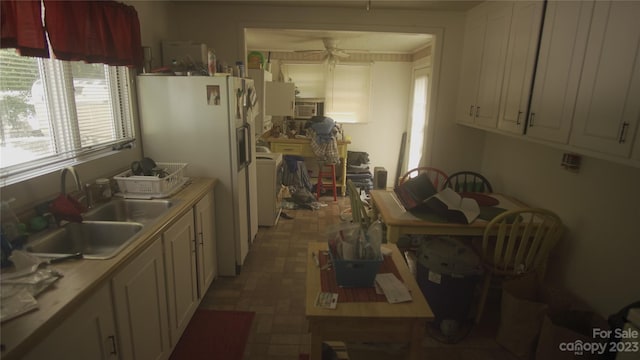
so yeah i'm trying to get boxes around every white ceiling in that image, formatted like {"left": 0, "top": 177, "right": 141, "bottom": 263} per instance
{"left": 237, "top": 0, "right": 479, "bottom": 54}
{"left": 245, "top": 29, "right": 433, "bottom": 54}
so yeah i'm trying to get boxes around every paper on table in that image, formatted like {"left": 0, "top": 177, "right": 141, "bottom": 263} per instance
{"left": 375, "top": 273, "right": 412, "bottom": 304}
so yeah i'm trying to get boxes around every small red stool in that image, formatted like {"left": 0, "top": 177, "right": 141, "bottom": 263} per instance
{"left": 316, "top": 163, "right": 337, "bottom": 201}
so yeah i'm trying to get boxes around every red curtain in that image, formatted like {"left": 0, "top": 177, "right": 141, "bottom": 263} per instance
{"left": 44, "top": 0, "right": 143, "bottom": 68}
{"left": 0, "top": 0, "right": 49, "bottom": 58}
{"left": 1, "top": 0, "right": 142, "bottom": 68}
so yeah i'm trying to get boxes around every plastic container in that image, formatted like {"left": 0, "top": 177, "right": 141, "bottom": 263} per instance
{"left": 95, "top": 178, "right": 112, "bottom": 200}
{"left": 235, "top": 61, "right": 245, "bottom": 78}
{"left": 416, "top": 237, "right": 483, "bottom": 322}
{"left": 114, "top": 162, "right": 187, "bottom": 198}
{"left": 208, "top": 49, "right": 217, "bottom": 76}
{"left": 329, "top": 250, "right": 383, "bottom": 288}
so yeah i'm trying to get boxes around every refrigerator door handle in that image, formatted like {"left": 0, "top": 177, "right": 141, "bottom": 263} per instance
{"left": 245, "top": 124, "right": 252, "bottom": 166}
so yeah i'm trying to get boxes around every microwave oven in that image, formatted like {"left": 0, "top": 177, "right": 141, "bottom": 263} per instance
{"left": 294, "top": 99, "right": 324, "bottom": 119}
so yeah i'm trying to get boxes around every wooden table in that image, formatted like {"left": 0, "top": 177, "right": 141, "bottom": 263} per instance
{"left": 369, "top": 189, "right": 527, "bottom": 243}
{"left": 267, "top": 137, "right": 350, "bottom": 196}
{"left": 305, "top": 242, "right": 433, "bottom": 360}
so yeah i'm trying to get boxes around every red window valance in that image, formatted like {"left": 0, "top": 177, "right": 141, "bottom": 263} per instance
{"left": 0, "top": 0, "right": 142, "bottom": 68}
{"left": 0, "top": 0, "right": 49, "bottom": 58}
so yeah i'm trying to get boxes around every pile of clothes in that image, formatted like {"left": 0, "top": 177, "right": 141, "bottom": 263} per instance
{"left": 346, "top": 151, "right": 373, "bottom": 193}
{"left": 307, "top": 116, "right": 339, "bottom": 165}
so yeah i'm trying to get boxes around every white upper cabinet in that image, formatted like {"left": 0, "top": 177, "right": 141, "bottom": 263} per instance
{"left": 526, "top": 1, "right": 594, "bottom": 143}
{"left": 568, "top": 1, "right": 640, "bottom": 157}
{"left": 457, "top": 2, "right": 513, "bottom": 128}
{"left": 632, "top": 128, "right": 640, "bottom": 162}
{"left": 497, "top": 1, "right": 543, "bottom": 134}
{"left": 265, "top": 81, "right": 295, "bottom": 117}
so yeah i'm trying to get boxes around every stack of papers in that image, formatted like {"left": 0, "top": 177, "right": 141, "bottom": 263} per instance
{"left": 375, "top": 273, "right": 412, "bottom": 304}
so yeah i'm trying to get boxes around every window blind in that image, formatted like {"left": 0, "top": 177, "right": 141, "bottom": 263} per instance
{"left": 0, "top": 48, "right": 135, "bottom": 184}
{"left": 282, "top": 62, "right": 372, "bottom": 123}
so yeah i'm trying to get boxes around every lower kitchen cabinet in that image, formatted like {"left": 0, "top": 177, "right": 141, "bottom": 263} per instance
{"left": 112, "top": 237, "right": 172, "bottom": 360}
{"left": 195, "top": 190, "right": 216, "bottom": 296}
{"left": 23, "top": 282, "right": 118, "bottom": 360}
{"left": 163, "top": 210, "right": 199, "bottom": 345}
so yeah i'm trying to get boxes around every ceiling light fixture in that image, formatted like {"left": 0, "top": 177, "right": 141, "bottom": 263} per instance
{"left": 366, "top": 0, "right": 371, "bottom": 12}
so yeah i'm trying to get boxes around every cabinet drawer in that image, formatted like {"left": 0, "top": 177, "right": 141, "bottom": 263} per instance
{"left": 270, "top": 143, "right": 313, "bottom": 157}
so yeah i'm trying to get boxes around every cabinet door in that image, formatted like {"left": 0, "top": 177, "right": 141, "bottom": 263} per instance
{"left": 265, "top": 81, "right": 295, "bottom": 116}
{"left": 498, "top": 1, "right": 543, "bottom": 134}
{"left": 474, "top": 3, "right": 513, "bottom": 128}
{"left": 24, "top": 283, "right": 118, "bottom": 360}
{"left": 163, "top": 210, "right": 199, "bottom": 345}
{"left": 632, "top": 128, "right": 640, "bottom": 162}
{"left": 195, "top": 190, "right": 217, "bottom": 296}
{"left": 569, "top": 1, "right": 640, "bottom": 157}
{"left": 456, "top": 2, "right": 512, "bottom": 128}
{"left": 456, "top": 6, "right": 486, "bottom": 125}
{"left": 112, "top": 238, "right": 171, "bottom": 360}
{"left": 527, "top": 1, "right": 594, "bottom": 143}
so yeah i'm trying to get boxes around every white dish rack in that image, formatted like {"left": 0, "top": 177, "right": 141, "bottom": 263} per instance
{"left": 114, "top": 162, "right": 188, "bottom": 199}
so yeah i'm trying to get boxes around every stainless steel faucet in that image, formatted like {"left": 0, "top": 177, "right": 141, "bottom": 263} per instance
{"left": 60, "top": 166, "right": 82, "bottom": 195}
{"left": 60, "top": 166, "right": 91, "bottom": 209}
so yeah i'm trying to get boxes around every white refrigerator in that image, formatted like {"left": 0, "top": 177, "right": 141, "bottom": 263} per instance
{"left": 137, "top": 75, "right": 258, "bottom": 276}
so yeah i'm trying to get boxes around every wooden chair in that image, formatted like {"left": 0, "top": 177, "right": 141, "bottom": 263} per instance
{"left": 475, "top": 208, "right": 563, "bottom": 324}
{"left": 444, "top": 171, "right": 493, "bottom": 193}
{"left": 397, "top": 167, "right": 448, "bottom": 191}
{"left": 347, "top": 179, "right": 372, "bottom": 228}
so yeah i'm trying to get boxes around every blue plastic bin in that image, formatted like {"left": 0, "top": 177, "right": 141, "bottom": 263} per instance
{"left": 329, "top": 251, "right": 383, "bottom": 288}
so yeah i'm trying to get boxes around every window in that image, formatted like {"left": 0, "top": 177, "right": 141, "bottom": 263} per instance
{"left": 0, "top": 48, "right": 134, "bottom": 184}
{"left": 406, "top": 67, "right": 430, "bottom": 171}
{"left": 282, "top": 62, "right": 371, "bottom": 123}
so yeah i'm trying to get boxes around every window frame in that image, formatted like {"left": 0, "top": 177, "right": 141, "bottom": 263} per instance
{"left": 0, "top": 49, "right": 137, "bottom": 187}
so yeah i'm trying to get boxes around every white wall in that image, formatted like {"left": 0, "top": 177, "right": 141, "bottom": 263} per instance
{"left": 341, "top": 61, "right": 411, "bottom": 183}
{"left": 481, "top": 133, "right": 640, "bottom": 316}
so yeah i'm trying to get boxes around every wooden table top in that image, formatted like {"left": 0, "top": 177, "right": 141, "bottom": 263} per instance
{"left": 305, "top": 242, "right": 433, "bottom": 320}
{"left": 369, "top": 189, "right": 527, "bottom": 230}
{"left": 266, "top": 137, "right": 351, "bottom": 145}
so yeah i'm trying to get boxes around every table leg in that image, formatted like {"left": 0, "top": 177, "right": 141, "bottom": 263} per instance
{"left": 408, "top": 320, "right": 425, "bottom": 360}
{"left": 310, "top": 332, "right": 323, "bottom": 360}
{"left": 386, "top": 225, "right": 400, "bottom": 244}
{"left": 341, "top": 157, "right": 347, "bottom": 197}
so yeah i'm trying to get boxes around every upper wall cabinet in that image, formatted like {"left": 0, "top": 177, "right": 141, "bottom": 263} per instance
{"left": 497, "top": 1, "right": 544, "bottom": 135}
{"left": 265, "top": 81, "right": 295, "bottom": 117}
{"left": 456, "top": 2, "right": 513, "bottom": 128}
{"left": 526, "top": 1, "right": 594, "bottom": 143}
{"left": 249, "top": 69, "right": 296, "bottom": 136}
{"left": 568, "top": 1, "right": 640, "bottom": 157}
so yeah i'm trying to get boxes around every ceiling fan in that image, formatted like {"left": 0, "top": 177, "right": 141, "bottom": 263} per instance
{"left": 296, "top": 38, "right": 351, "bottom": 65}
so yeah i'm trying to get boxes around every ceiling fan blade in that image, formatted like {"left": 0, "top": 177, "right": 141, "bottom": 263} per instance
{"left": 294, "top": 49, "right": 324, "bottom": 54}
{"left": 331, "top": 50, "right": 350, "bottom": 58}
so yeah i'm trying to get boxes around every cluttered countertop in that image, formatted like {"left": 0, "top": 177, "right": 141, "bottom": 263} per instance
{"left": 0, "top": 177, "right": 216, "bottom": 360}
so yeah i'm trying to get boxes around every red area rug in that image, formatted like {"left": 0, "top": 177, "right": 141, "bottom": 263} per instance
{"left": 170, "top": 309, "right": 255, "bottom": 360}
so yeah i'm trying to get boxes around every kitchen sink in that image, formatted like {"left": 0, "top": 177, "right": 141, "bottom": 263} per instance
{"left": 25, "top": 221, "right": 144, "bottom": 260}
{"left": 83, "top": 198, "right": 179, "bottom": 224}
